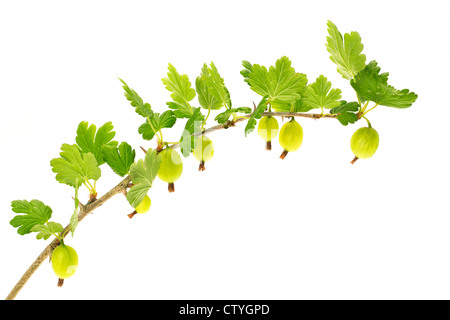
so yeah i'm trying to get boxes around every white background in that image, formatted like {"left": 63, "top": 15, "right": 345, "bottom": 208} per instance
{"left": 1, "top": 0, "right": 449, "bottom": 300}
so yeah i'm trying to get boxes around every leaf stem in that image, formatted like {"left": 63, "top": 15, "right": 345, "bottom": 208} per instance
{"left": 360, "top": 100, "right": 370, "bottom": 114}
{"left": 362, "top": 103, "right": 379, "bottom": 116}
{"left": 158, "top": 129, "right": 164, "bottom": 144}
{"left": 86, "top": 180, "right": 95, "bottom": 194}
{"left": 352, "top": 74, "right": 363, "bottom": 110}
{"left": 202, "top": 107, "right": 211, "bottom": 131}
{"left": 82, "top": 181, "right": 93, "bottom": 194}
{"left": 146, "top": 116, "right": 162, "bottom": 143}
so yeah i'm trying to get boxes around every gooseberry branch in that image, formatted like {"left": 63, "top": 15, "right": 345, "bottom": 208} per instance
{"left": 5, "top": 110, "right": 335, "bottom": 300}
{"left": 5, "top": 20, "right": 418, "bottom": 300}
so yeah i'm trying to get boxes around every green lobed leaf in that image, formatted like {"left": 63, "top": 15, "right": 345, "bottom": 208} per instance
{"left": 350, "top": 61, "right": 418, "bottom": 108}
{"left": 166, "top": 101, "right": 192, "bottom": 119}
{"left": 303, "top": 75, "right": 342, "bottom": 111}
{"left": 245, "top": 97, "right": 268, "bottom": 137}
{"left": 75, "top": 121, "right": 118, "bottom": 166}
{"left": 10, "top": 200, "right": 53, "bottom": 235}
{"left": 336, "top": 112, "right": 358, "bottom": 126}
{"left": 50, "top": 144, "right": 101, "bottom": 188}
{"left": 31, "top": 222, "right": 64, "bottom": 240}
{"left": 119, "top": 78, "right": 153, "bottom": 117}
{"left": 162, "top": 64, "right": 196, "bottom": 118}
{"left": 138, "top": 123, "right": 157, "bottom": 141}
{"left": 214, "top": 107, "right": 252, "bottom": 124}
{"left": 330, "top": 101, "right": 359, "bottom": 114}
{"left": 195, "top": 64, "right": 223, "bottom": 111}
{"left": 240, "top": 60, "right": 253, "bottom": 86}
{"left": 102, "top": 142, "right": 136, "bottom": 177}
{"left": 126, "top": 148, "right": 162, "bottom": 208}
{"left": 138, "top": 110, "right": 177, "bottom": 141}
{"left": 202, "top": 62, "right": 232, "bottom": 109}
{"left": 246, "top": 56, "right": 307, "bottom": 111}
{"left": 270, "top": 98, "right": 311, "bottom": 113}
{"left": 294, "top": 99, "right": 315, "bottom": 113}
{"left": 325, "top": 20, "right": 366, "bottom": 80}
{"left": 330, "top": 101, "right": 360, "bottom": 126}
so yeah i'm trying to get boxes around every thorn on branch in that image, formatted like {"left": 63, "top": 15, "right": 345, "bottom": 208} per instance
{"left": 72, "top": 197, "right": 85, "bottom": 209}
{"left": 140, "top": 146, "right": 147, "bottom": 154}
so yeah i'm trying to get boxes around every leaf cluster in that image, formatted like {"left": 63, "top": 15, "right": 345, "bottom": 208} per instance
{"left": 51, "top": 121, "right": 136, "bottom": 188}
{"left": 351, "top": 61, "right": 418, "bottom": 108}
{"left": 326, "top": 20, "right": 417, "bottom": 110}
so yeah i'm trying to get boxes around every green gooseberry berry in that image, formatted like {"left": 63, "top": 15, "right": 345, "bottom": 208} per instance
{"left": 51, "top": 242, "right": 78, "bottom": 287}
{"left": 350, "top": 127, "right": 379, "bottom": 164}
{"left": 157, "top": 148, "right": 183, "bottom": 192}
{"left": 128, "top": 195, "right": 151, "bottom": 218}
{"left": 278, "top": 118, "right": 303, "bottom": 159}
{"left": 193, "top": 135, "right": 214, "bottom": 171}
{"left": 258, "top": 116, "right": 279, "bottom": 150}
